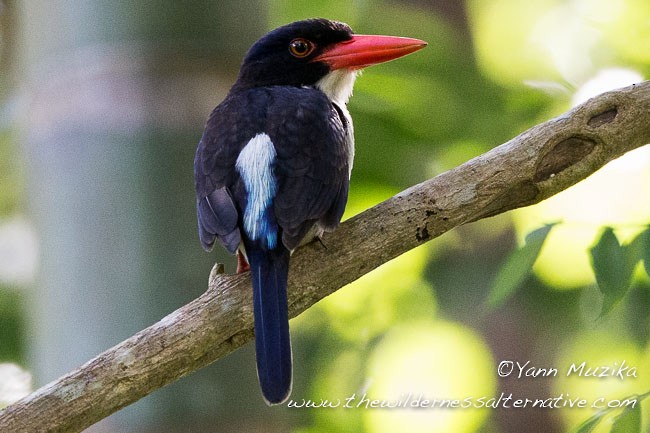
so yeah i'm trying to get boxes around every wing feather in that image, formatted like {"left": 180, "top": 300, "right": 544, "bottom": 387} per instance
{"left": 194, "top": 86, "right": 351, "bottom": 254}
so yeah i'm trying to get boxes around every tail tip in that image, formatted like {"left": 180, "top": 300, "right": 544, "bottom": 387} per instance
{"left": 261, "top": 381, "right": 292, "bottom": 406}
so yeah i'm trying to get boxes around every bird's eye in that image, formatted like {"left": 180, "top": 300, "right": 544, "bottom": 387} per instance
{"left": 289, "top": 38, "right": 315, "bottom": 58}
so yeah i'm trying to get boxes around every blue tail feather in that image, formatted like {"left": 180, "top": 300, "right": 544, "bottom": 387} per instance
{"left": 247, "top": 245, "right": 292, "bottom": 405}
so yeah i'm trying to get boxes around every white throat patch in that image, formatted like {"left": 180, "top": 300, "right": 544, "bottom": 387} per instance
{"left": 315, "top": 69, "right": 359, "bottom": 105}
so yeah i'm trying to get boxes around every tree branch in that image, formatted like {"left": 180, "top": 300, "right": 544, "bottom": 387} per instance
{"left": 2, "top": 81, "right": 650, "bottom": 432}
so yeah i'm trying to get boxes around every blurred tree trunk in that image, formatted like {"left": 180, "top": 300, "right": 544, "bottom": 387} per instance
{"left": 14, "top": 1, "right": 265, "bottom": 431}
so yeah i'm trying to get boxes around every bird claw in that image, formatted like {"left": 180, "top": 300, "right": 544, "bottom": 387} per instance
{"left": 236, "top": 250, "right": 251, "bottom": 273}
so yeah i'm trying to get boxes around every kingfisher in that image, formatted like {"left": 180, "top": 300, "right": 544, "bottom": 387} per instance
{"left": 194, "top": 18, "right": 426, "bottom": 404}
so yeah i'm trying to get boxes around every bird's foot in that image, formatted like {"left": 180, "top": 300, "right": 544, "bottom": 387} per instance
{"left": 236, "top": 250, "right": 250, "bottom": 273}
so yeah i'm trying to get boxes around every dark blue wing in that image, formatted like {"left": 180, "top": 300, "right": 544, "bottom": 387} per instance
{"left": 194, "top": 91, "right": 271, "bottom": 253}
{"left": 265, "top": 87, "right": 350, "bottom": 250}
{"left": 195, "top": 86, "right": 350, "bottom": 253}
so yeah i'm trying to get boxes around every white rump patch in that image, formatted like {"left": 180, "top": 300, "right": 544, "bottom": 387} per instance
{"left": 235, "top": 133, "right": 277, "bottom": 247}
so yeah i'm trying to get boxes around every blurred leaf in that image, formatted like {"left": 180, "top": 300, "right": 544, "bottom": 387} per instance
{"left": 625, "top": 228, "right": 649, "bottom": 274}
{"left": 0, "top": 289, "right": 24, "bottom": 362}
{"left": 487, "top": 223, "right": 555, "bottom": 309}
{"left": 570, "top": 411, "right": 604, "bottom": 433}
{"left": 570, "top": 391, "right": 650, "bottom": 433}
{"left": 626, "top": 285, "right": 650, "bottom": 347}
{"left": 610, "top": 402, "right": 641, "bottom": 433}
{"left": 590, "top": 228, "right": 641, "bottom": 317}
{"left": 623, "top": 230, "right": 650, "bottom": 346}
{"left": 639, "top": 227, "right": 650, "bottom": 277}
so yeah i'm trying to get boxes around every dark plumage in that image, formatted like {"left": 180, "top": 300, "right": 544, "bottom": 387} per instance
{"left": 194, "top": 18, "right": 425, "bottom": 404}
{"left": 195, "top": 86, "right": 349, "bottom": 253}
{"left": 234, "top": 19, "right": 353, "bottom": 90}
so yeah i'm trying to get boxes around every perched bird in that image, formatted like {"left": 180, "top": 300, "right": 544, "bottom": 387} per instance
{"left": 194, "top": 18, "right": 426, "bottom": 404}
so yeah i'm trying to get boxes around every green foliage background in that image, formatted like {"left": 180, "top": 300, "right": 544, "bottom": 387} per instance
{"left": 1, "top": 0, "right": 649, "bottom": 432}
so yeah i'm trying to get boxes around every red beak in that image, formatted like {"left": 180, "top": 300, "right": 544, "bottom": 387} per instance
{"left": 313, "top": 34, "right": 427, "bottom": 70}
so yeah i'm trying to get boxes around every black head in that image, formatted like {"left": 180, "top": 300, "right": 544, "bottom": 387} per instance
{"left": 232, "top": 19, "right": 354, "bottom": 91}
